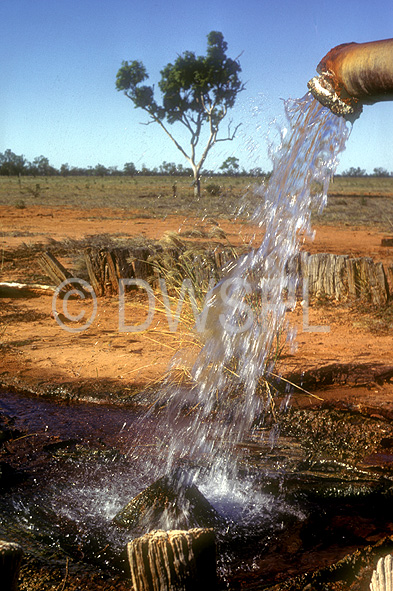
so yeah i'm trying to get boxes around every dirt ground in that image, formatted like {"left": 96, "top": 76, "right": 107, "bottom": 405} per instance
{"left": 1, "top": 204, "right": 393, "bottom": 409}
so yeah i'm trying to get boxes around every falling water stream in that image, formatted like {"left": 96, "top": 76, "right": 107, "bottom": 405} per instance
{"left": 146, "top": 92, "right": 349, "bottom": 480}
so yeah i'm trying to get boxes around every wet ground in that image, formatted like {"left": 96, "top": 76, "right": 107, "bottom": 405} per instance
{"left": 2, "top": 380, "right": 393, "bottom": 590}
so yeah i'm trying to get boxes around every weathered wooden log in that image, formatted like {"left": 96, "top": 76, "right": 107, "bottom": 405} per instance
{"left": 370, "top": 554, "right": 393, "bottom": 591}
{"left": 346, "top": 257, "right": 389, "bottom": 306}
{"left": 0, "top": 540, "right": 23, "bottom": 591}
{"left": 113, "top": 469, "right": 221, "bottom": 533}
{"left": 38, "top": 251, "right": 92, "bottom": 297}
{"left": 0, "top": 282, "right": 55, "bottom": 294}
{"left": 304, "top": 253, "right": 349, "bottom": 300}
{"left": 41, "top": 244, "right": 391, "bottom": 304}
{"left": 84, "top": 246, "right": 154, "bottom": 296}
{"left": 37, "top": 251, "right": 72, "bottom": 287}
{"left": 127, "top": 528, "right": 217, "bottom": 591}
{"left": 298, "top": 252, "right": 389, "bottom": 305}
{"left": 84, "top": 248, "right": 104, "bottom": 296}
{"left": 105, "top": 251, "right": 119, "bottom": 293}
{"left": 127, "top": 246, "right": 157, "bottom": 283}
{"left": 387, "top": 266, "right": 393, "bottom": 292}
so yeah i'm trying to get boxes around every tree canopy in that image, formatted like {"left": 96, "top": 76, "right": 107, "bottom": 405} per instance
{"left": 220, "top": 156, "right": 240, "bottom": 175}
{"left": 116, "top": 31, "right": 245, "bottom": 196}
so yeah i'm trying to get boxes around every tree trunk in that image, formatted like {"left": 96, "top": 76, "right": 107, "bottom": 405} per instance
{"left": 193, "top": 176, "right": 201, "bottom": 198}
{"left": 191, "top": 163, "right": 201, "bottom": 198}
{"left": 127, "top": 528, "right": 217, "bottom": 591}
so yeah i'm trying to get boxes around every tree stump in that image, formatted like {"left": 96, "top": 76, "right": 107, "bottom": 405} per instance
{"left": 127, "top": 246, "right": 157, "bottom": 283}
{"left": 370, "top": 554, "right": 393, "bottom": 591}
{"left": 0, "top": 540, "right": 23, "bottom": 591}
{"left": 84, "top": 248, "right": 119, "bottom": 296}
{"left": 127, "top": 528, "right": 217, "bottom": 591}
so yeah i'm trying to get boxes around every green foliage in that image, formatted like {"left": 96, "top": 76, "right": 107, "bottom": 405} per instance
{"left": 158, "top": 161, "right": 193, "bottom": 176}
{"left": 94, "top": 163, "right": 109, "bottom": 177}
{"left": 0, "top": 149, "right": 27, "bottom": 175}
{"left": 116, "top": 59, "right": 163, "bottom": 118}
{"left": 220, "top": 156, "right": 240, "bottom": 175}
{"left": 372, "top": 167, "right": 391, "bottom": 177}
{"left": 341, "top": 166, "right": 367, "bottom": 177}
{"left": 30, "top": 155, "right": 55, "bottom": 176}
{"left": 123, "top": 162, "right": 137, "bottom": 176}
{"left": 116, "top": 32, "right": 243, "bottom": 125}
{"left": 116, "top": 31, "right": 244, "bottom": 194}
{"left": 157, "top": 32, "right": 242, "bottom": 126}
{"left": 116, "top": 60, "right": 147, "bottom": 90}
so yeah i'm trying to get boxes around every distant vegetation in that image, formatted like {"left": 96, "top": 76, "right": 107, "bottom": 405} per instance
{"left": 340, "top": 166, "right": 393, "bottom": 177}
{"left": 0, "top": 149, "right": 268, "bottom": 178}
{"left": 1, "top": 149, "right": 392, "bottom": 179}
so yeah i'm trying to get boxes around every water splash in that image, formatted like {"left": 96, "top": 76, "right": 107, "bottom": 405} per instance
{"left": 153, "top": 93, "right": 350, "bottom": 477}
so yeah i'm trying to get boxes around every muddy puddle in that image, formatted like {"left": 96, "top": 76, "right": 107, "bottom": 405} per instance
{"left": 2, "top": 387, "right": 393, "bottom": 590}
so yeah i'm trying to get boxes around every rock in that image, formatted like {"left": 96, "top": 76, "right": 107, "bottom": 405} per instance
{"left": 127, "top": 528, "right": 217, "bottom": 591}
{"left": 113, "top": 469, "right": 222, "bottom": 532}
{"left": 0, "top": 540, "right": 23, "bottom": 591}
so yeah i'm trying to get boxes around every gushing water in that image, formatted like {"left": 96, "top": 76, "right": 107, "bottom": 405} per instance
{"left": 149, "top": 93, "right": 350, "bottom": 480}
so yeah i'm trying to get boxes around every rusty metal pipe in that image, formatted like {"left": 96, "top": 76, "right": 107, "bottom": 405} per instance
{"left": 308, "top": 38, "right": 393, "bottom": 119}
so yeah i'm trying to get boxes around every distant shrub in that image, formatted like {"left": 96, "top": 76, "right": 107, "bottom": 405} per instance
{"left": 25, "top": 183, "right": 41, "bottom": 198}
{"left": 15, "top": 200, "right": 26, "bottom": 209}
{"left": 205, "top": 183, "right": 221, "bottom": 196}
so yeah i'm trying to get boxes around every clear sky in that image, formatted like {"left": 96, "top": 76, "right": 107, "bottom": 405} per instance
{"left": 1, "top": 0, "right": 393, "bottom": 174}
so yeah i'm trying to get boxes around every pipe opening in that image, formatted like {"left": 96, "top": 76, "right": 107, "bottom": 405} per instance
{"left": 307, "top": 74, "right": 362, "bottom": 122}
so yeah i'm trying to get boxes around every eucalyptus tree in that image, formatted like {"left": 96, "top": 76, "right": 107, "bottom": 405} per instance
{"left": 220, "top": 156, "right": 240, "bottom": 175}
{"left": 0, "top": 149, "right": 27, "bottom": 176}
{"left": 116, "top": 31, "right": 244, "bottom": 196}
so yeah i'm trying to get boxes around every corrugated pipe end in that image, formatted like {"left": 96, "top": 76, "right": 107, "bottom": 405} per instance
{"left": 307, "top": 74, "right": 363, "bottom": 121}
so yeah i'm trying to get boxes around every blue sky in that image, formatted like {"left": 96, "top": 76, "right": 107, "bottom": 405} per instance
{"left": 1, "top": 0, "right": 393, "bottom": 174}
